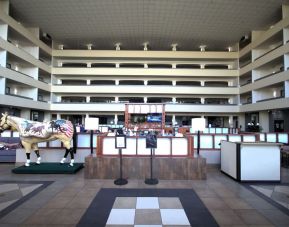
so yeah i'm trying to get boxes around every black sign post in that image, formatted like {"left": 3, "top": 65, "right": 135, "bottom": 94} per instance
{"left": 197, "top": 130, "right": 200, "bottom": 156}
{"left": 90, "top": 130, "right": 93, "bottom": 154}
{"left": 145, "top": 132, "right": 158, "bottom": 185}
{"left": 114, "top": 135, "right": 128, "bottom": 185}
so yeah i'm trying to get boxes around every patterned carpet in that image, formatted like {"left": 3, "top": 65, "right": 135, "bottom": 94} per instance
{"left": 77, "top": 188, "right": 219, "bottom": 227}
{"left": 106, "top": 197, "right": 190, "bottom": 226}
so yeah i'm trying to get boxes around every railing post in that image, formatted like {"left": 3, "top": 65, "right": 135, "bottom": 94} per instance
{"left": 96, "top": 135, "right": 103, "bottom": 156}
{"left": 187, "top": 136, "right": 194, "bottom": 157}
{"left": 255, "top": 133, "right": 260, "bottom": 142}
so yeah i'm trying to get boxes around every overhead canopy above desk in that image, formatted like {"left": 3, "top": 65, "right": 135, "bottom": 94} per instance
{"left": 125, "top": 104, "right": 165, "bottom": 130}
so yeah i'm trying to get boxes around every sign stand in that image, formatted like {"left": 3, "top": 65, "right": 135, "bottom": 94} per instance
{"left": 85, "top": 117, "right": 99, "bottom": 155}
{"left": 114, "top": 135, "right": 128, "bottom": 185}
{"left": 90, "top": 130, "right": 93, "bottom": 155}
{"left": 197, "top": 130, "right": 200, "bottom": 155}
{"left": 191, "top": 118, "right": 206, "bottom": 157}
{"left": 145, "top": 148, "right": 158, "bottom": 185}
{"left": 145, "top": 132, "right": 158, "bottom": 185}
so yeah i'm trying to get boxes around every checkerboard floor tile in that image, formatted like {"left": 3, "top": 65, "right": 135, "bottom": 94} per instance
{"left": 106, "top": 197, "right": 191, "bottom": 226}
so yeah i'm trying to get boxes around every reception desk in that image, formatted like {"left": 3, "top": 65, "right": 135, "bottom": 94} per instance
{"left": 85, "top": 135, "right": 206, "bottom": 179}
{"left": 221, "top": 141, "right": 281, "bottom": 182}
{"left": 97, "top": 135, "right": 194, "bottom": 156}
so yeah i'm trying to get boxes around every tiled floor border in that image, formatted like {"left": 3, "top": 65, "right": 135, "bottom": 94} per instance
{"left": 77, "top": 188, "right": 219, "bottom": 227}
{"left": 0, "top": 180, "right": 53, "bottom": 219}
{"left": 243, "top": 183, "right": 289, "bottom": 216}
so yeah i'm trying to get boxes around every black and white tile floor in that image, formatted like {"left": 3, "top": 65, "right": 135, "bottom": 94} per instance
{"left": 106, "top": 197, "right": 190, "bottom": 226}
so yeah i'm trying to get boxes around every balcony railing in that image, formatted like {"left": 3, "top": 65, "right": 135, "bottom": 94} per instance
{"left": 240, "top": 80, "right": 252, "bottom": 87}
{"left": 239, "top": 60, "right": 251, "bottom": 68}
{"left": 254, "top": 69, "right": 283, "bottom": 82}
{"left": 241, "top": 101, "right": 252, "bottom": 105}
{"left": 52, "top": 101, "right": 237, "bottom": 105}
{"left": 253, "top": 43, "right": 283, "bottom": 61}
{"left": 5, "top": 67, "right": 50, "bottom": 85}
{"left": 37, "top": 99, "right": 48, "bottom": 103}
{"left": 6, "top": 67, "right": 33, "bottom": 78}
{"left": 55, "top": 65, "right": 236, "bottom": 70}
{"left": 256, "top": 95, "right": 284, "bottom": 103}
{"left": 5, "top": 93, "right": 33, "bottom": 100}
{"left": 256, "top": 96, "right": 284, "bottom": 102}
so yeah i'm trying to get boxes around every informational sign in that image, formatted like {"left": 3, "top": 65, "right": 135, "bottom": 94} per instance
{"left": 115, "top": 135, "right": 127, "bottom": 149}
{"left": 146, "top": 133, "right": 157, "bottom": 148}
{"left": 191, "top": 118, "right": 206, "bottom": 132}
{"left": 85, "top": 117, "right": 99, "bottom": 130}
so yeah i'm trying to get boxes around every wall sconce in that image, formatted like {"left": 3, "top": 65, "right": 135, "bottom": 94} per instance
{"left": 115, "top": 43, "right": 121, "bottom": 51}
{"left": 171, "top": 43, "right": 178, "bottom": 51}
{"left": 87, "top": 44, "right": 92, "bottom": 50}
{"left": 199, "top": 45, "right": 206, "bottom": 52}
{"left": 143, "top": 42, "right": 149, "bottom": 51}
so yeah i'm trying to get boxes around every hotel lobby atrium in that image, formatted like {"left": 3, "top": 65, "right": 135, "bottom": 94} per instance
{"left": 1, "top": 0, "right": 289, "bottom": 226}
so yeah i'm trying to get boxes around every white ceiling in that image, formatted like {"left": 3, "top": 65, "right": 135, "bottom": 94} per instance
{"left": 9, "top": 0, "right": 289, "bottom": 50}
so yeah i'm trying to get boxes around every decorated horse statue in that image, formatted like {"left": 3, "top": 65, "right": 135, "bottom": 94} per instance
{"left": 0, "top": 113, "right": 77, "bottom": 167}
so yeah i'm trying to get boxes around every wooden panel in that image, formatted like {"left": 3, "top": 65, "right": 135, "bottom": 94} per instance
{"left": 84, "top": 156, "right": 206, "bottom": 180}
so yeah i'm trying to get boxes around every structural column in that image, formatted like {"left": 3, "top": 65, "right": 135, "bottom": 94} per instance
{"left": 114, "top": 114, "right": 118, "bottom": 125}
{"left": 44, "top": 112, "right": 51, "bottom": 122}
{"left": 259, "top": 111, "right": 269, "bottom": 132}
{"left": 201, "top": 97, "right": 205, "bottom": 104}
{"left": 201, "top": 115, "right": 207, "bottom": 127}
{"left": 0, "top": 78, "right": 6, "bottom": 94}
{"left": 239, "top": 114, "right": 245, "bottom": 131}
{"left": 229, "top": 115, "right": 233, "bottom": 128}
{"left": 20, "top": 109, "right": 30, "bottom": 119}
{"left": 172, "top": 115, "right": 176, "bottom": 126}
